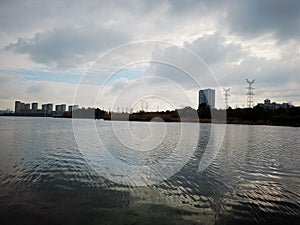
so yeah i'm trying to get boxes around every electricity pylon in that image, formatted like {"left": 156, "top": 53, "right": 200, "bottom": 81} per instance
{"left": 246, "top": 78, "right": 255, "bottom": 108}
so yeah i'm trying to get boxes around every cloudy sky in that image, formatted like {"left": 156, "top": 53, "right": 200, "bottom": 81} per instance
{"left": 0, "top": 0, "right": 299, "bottom": 111}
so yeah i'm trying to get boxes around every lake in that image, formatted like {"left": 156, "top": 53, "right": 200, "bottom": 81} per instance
{"left": 0, "top": 117, "right": 299, "bottom": 225}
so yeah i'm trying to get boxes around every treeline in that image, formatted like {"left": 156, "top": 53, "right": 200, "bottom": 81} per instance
{"left": 197, "top": 104, "right": 300, "bottom": 126}
{"left": 102, "top": 104, "right": 300, "bottom": 126}
{"left": 226, "top": 106, "right": 300, "bottom": 126}
{"left": 56, "top": 108, "right": 107, "bottom": 119}
{"left": 55, "top": 104, "right": 300, "bottom": 127}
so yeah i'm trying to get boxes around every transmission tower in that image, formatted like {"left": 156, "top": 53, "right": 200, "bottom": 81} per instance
{"left": 246, "top": 78, "right": 255, "bottom": 108}
{"left": 140, "top": 100, "right": 149, "bottom": 112}
{"left": 223, "top": 88, "right": 230, "bottom": 109}
{"left": 144, "top": 100, "right": 149, "bottom": 112}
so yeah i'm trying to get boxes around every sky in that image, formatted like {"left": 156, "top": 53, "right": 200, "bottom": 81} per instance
{"left": 0, "top": 0, "right": 299, "bottom": 111}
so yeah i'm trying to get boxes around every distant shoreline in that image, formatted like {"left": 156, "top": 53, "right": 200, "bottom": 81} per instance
{"left": 101, "top": 114, "right": 300, "bottom": 127}
{"left": 2, "top": 104, "right": 299, "bottom": 127}
{"left": 1, "top": 113, "right": 299, "bottom": 127}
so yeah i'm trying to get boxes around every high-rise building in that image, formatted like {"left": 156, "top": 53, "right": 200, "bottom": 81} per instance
{"left": 68, "top": 105, "right": 79, "bottom": 112}
{"left": 56, "top": 105, "right": 62, "bottom": 112}
{"left": 61, "top": 104, "right": 66, "bottom": 112}
{"left": 15, "top": 101, "right": 22, "bottom": 113}
{"left": 42, "top": 104, "right": 52, "bottom": 111}
{"left": 32, "top": 102, "right": 38, "bottom": 111}
{"left": 47, "top": 103, "right": 53, "bottom": 111}
{"left": 21, "top": 103, "right": 25, "bottom": 111}
{"left": 42, "top": 104, "right": 47, "bottom": 111}
{"left": 25, "top": 103, "right": 30, "bottom": 111}
{"left": 55, "top": 104, "right": 67, "bottom": 113}
{"left": 199, "top": 89, "right": 215, "bottom": 109}
{"left": 42, "top": 103, "right": 53, "bottom": 115}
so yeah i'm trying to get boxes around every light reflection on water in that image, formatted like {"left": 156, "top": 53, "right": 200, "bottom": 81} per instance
{"left": 0, "top": 117, "right": 299, "bottom": 225}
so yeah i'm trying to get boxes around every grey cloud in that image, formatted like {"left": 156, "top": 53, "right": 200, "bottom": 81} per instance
{"left": 1, "top": 0, "right": 300, "bottom": 43}
{"left": 5, "top": 26, "right": 130, "bottom": 69}
{"left": 184, "top": 33, "right": 243, "bottom": 64}
{"left": 0, "top": 0, "right": 160, "bottom": 34}
{"left": 0, "top": 0, "right": 300, "bottom": 108}
{"left": 165, "top": 0, "right": 300, "bottom": 40}
{"left": 147, "top": 33, "right": 244, "bottom": 88}
{"left": 110, "top": 78, "right": 131, "bottom": 93}
{"left": 148, "top": 31, "right": 300, "bottom": 93}
{"left": 147, "top": 46, "right": 212, "bottom": 89}
{"left": 211, "top": 52, "right": 300, "bottom": 91}
{"left": 226, "top": 0, "right": 300, "bottom": 40}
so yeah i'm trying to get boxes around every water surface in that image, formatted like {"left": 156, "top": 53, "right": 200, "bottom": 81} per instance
{"left": 0, "top": 117, "right": 299, "bottom": 225}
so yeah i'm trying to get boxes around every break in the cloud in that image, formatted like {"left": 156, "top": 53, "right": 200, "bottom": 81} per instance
{"left": 0, "top": 0, "right": 299, "bottom": 109}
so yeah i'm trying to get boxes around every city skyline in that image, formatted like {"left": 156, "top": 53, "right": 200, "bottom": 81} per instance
{"left": 0, "top": 1, "right": 300, "bottom": 110}
{"left": 11, "top": 91, "right": 296, "bottom": 115}
{"left": 6, "top": 82, "right": 297, "bottom": 112}
{"left": 14, "top": 100, "right": 78, "bottom": 114}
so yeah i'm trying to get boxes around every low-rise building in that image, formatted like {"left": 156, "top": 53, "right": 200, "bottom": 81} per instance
{"left": 256, "top": 99, "right": 293, "bottom": 109}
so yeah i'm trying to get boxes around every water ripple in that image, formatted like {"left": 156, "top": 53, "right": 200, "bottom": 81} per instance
{"left": 0, "top": 117, "right": 299, "bottom": 224}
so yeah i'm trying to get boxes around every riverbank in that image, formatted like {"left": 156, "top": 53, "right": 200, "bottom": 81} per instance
{"left": 1, "top": 105, "right": 299, "bottom": 127}
{"left": 100, "top": 106, "right": 300, "bottom": 127}
{"left": 100, "top": 111, "right": 300, "bottom": 127}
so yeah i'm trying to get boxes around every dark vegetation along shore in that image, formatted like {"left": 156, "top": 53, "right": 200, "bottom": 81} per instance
{"left": 105, "top": 106, "right": 300, "bottom": 127}
{"left": 3, "top": 104, "right": 299, "bottom": 127}
{"left": 75, "top": 104, "right": 300, "bottom": 127}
